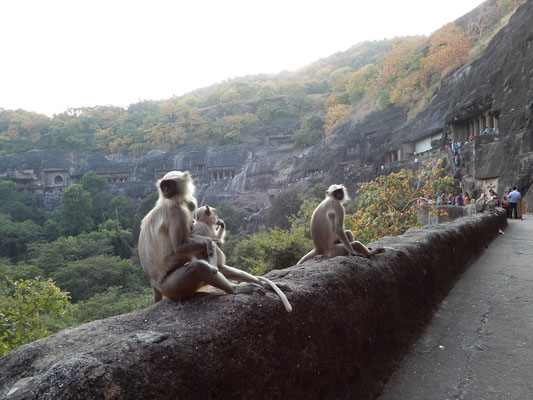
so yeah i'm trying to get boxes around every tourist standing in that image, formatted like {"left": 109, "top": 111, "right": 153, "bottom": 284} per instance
{"left": 507, "top": 186, "right": 521, "bottom": 219}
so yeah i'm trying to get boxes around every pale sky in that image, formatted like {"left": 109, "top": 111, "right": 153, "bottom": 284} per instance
{"left": 0, "top": 0, "right": 485, "bottom": 116}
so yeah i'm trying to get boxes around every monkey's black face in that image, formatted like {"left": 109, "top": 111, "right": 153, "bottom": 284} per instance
{"left": 333, "top": 188, "right": 344, "bottom": 201}
{"left": 160, "top": 179, "right": 183, "bottom": 198}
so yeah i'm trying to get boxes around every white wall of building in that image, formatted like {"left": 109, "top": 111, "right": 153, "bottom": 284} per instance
{"left": 415, "top": 134, "right": 441, "bottom": 153}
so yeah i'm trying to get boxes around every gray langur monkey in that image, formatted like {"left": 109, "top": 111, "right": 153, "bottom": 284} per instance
{"left": 138, "top": 171, "right": 264, "bottom": 303}
{"left": 297, "top": 184, "right": 383, "bottom": 265}
{"left": 475, "top": 193, "right": 497, "bottom": 213}
{"left": 192, "top": 205, "right": 292, "bottom": 312}
{"left": 192, "top": 205, "right": 227, "bottom": 252}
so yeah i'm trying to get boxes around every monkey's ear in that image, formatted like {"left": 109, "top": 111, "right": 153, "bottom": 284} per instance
{"left": 205, "top": 205, "right": 211, "bottom": 215}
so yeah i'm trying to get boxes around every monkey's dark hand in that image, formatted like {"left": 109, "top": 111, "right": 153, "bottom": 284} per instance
{"left": 216, "top": 219, "right": 225, "bottom": 229}
{"left": 184, "top": 261, "right": 218, "bottom": 274}
{"left": 234, "top": 283, "right": 266, "bottom": 295}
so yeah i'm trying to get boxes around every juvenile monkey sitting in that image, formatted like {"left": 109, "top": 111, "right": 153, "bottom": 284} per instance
{"left": 297, "top": 184, "right": 384, "bottom": 265}
{"left": 192, "top": 205, "right": 227, "bottom": 259}
{"left": 192, "top": 205, "right": 292, "bottom": 312}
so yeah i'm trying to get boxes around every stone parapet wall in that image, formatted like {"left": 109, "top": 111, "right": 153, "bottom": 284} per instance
{"left": 0, "top": 211, "right": 507, "bottom": 400}
{"left": 418, "top": 204, "right": 477, "bottom": 225}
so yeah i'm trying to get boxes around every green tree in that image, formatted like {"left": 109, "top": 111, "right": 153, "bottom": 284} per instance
{"left": 0, "top": 214, "right": 43, "bottom": 260}
{"left": 268, "top": 191, "right": 303, "bottom": 229}
{"left": 52, "top": 255, "right": 147, "bottom": 302}
{"left": 100, "top": 219, "right": 133, "bottom": 259}
{"left": 293, "top": 115, "right": 326, "bottom": 148}
{"left": 80, "top": 170, "right": 106, "bottom": 194}
{"left": 106, "top": 196, "right": 135, "bottom": 230}
{"left": 216, "top": 202, "right": 249, "bottom": 234}
{"left": 0, "top": 181, "right": 45, "bottom": 223}
{"left": 0, "top": 262, "right": 43, "bottom": 282}
{"left": 133, "top": 191, "right": 158, "bottom": 240}
{"left": 27, "top": 231, "right": 113, "bottom": 276}
{"left": 69, "top": 286, "right": 152, "bottom": 324}
{"left": 60, "top": 184, "right": 94, "bottom": 236}
{"left": 0, "top": 278, "right": 70, "bottom": 356}
{"left": 228, "top": 227, "right": 312, "bottom": 275}
{"left": 81, "top": 171, "right": 111, "bottom": 225}
{"left": 42, "top": 219, "right": 62, "bottom": 242}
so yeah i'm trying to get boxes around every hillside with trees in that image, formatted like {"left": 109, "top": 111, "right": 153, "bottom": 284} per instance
{"left": 0, "top": 0, "right": 523, "bottom": 155}
{"left": 1, "top": 0, "right": 529, "bottom": 355}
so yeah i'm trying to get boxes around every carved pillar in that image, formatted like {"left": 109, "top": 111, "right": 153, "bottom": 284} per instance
{"left": 486, "top": 112, "right": 492, "bottom": 129}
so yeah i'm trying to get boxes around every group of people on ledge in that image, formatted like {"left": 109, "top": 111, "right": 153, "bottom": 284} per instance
{"left": 419, "top": 192, "right": 468, "bottom": 206}
{"left": 417, "top": 186, "right": 525, "bottom": 220}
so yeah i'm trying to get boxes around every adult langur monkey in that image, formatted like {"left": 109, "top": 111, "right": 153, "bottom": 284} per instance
{"left": 193, "top": 205, "right": 292, "bottom": 312}
{"left": 297, "top": 184, "right": 383, "bottom": 265}
{"left": 138, "top": 171, "right": 264, "bottom": 303}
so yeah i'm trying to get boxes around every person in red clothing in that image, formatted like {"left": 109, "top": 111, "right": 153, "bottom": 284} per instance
{"left": 501, "top": 194, "right": 511, "bottom": 218}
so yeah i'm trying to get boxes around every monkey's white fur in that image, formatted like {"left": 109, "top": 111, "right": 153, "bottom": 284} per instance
{"left": 297, "top": 184, "right": 382, "bottom": 265}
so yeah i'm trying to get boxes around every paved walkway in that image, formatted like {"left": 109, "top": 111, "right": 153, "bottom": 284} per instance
{"left": 379, "top": 215, "right": 533, "bottom": 400}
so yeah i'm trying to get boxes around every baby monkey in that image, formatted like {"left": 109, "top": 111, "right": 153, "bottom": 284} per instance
{"left": 193, "top": 205, "right": 292, "bottom": 312}
{"left": 297, "top": 184, "right": 384, "bottom": 265}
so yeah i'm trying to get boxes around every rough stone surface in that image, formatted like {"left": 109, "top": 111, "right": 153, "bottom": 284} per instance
{"left": 0, "top": 212, "right": 507, "bottom": 400}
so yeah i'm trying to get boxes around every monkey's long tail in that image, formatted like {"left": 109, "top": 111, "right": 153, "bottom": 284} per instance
{"left": 258, "top": 277, "right": 292, "bottom": 313}
{"left": 297, "top": 248, "right": 316, "bottom": 265}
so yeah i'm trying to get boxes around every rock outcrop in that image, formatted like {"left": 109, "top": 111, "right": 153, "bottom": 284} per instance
{"left": 0, "top": 212, "right": 507, "bottom": 400}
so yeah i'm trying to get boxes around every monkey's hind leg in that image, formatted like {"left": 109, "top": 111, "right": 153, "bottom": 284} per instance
{"left": 333, "top": 230, "right": 355, "bottom": 244}
{"left": 325, "top": 242, "right": 370, "bottom": 258}
{"left": 152, "top": 286, "right": 163, "bottom": 303}
{"left": 350, "top": 241, "right": 372, "bottom": 257}
{"left": 351, "top": 241, "right": 386, "bottom": 257}
{"left": 171, "top": 260, "right": 265, "bottom": 298}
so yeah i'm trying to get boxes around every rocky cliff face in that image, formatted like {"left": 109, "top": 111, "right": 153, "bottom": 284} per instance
{"left": 392, "top": 1, "right": 533, "bottom": 198}
{"left": 1, "top": 2, "right": 532, "bottom": 216}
